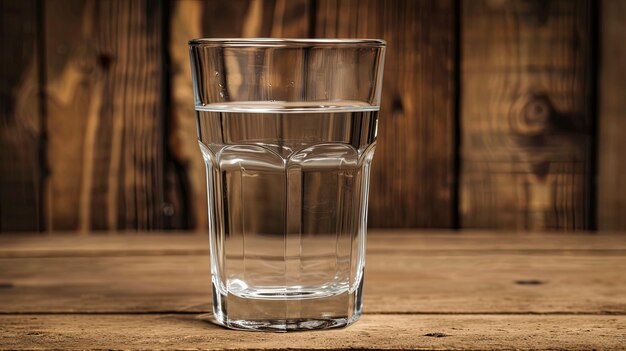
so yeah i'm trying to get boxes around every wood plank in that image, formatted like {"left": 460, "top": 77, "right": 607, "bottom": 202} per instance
{"left": 0, "top": 0, "right": 41, "bottom": 231}
{"left": 598, "top": 0, "right": 626, "bottom": 230}
{"left": 3, "top": 231, "right": 626, "bottom": 257}
{"left": 1, "top": 314, "right": 624, "bottom": 350}
{"left": 315, "top": 0, "right": 456, "bottom": 227}
{"left": 44, "top": 0, "right": 164, "bottom": 230}
{"left": 460, "top": 0, "right": 594, "bottom": 230}
{"left": 1, "top": 241, "right": 624, "bottom": 313}
{"left": 168, "top": 0, "right": 311, "bottom": 230}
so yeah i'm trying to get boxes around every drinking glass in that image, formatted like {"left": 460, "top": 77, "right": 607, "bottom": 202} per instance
{"left": 189, "top": 38, "right": 386, "bottom": 331}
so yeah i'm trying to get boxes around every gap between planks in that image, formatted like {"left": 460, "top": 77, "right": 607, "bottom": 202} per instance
{"left": 3, "top": 248, "right": 626, "bottom": 259}
{"left": 0, "top": 311, "right": 625, "bottom": 316}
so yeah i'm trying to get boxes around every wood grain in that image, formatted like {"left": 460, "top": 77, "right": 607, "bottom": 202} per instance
{"left": 460, "top": 0, "right": 594, "bottom": 230}
{"left": 0, "top": 0, "right": 41, "bottom": 231}
{"left": 0, "top": 1, "right": 622, "bottom": 233}
{"left": 1, "top": 253, "right": 625, "bottom": 314}
{"left": 598, "top": 0, "right": 626, "bottom": 230}
{"left": 168, "top": 0, "right": 311, "bottom": 230}
{"left": 1, "top": 232, "right": 625, "bottom": 349}
{"left": 315, "top": 0, "right": 456, "bottom": 227}
{"left": 44, "top": 0, "right": 164, "bottom": 231}
{"left": 3, "top": 230, "right": 626, "bottom": 256}
{"left": 1, "top": 232, "right": 625, "bottom": 314}
{"left": 1, "top": 314, "right": 624, "bottom": 350}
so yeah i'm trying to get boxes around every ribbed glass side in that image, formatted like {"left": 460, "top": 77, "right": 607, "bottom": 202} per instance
{"left": 197, "top": 104, "right": 376, "bottom": 331}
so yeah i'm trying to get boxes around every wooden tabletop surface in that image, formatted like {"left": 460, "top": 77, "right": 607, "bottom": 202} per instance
{"left": 1, "top": 230, "right": 625, "bottom": 350}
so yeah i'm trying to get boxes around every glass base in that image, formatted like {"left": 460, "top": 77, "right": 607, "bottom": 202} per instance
{"left": 213, "top": 315, "right": 360, "bottom": 332}
{"left": 210, "top": 279, "right": 364, "bottom": 332}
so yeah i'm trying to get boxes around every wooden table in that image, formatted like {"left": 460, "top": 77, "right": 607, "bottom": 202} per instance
{"left": 1, "top": 231, "right": 625, "bottom": 350}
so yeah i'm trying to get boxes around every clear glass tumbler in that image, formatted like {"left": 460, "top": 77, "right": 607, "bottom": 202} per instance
{"left": 189, "top": 38, "right": 386, "bottom": 331}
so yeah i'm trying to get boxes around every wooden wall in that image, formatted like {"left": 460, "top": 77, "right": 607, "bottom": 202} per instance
{"left": 461, "top": 1, "right": 593, "bottom": 230}
{"left": 0, "top": 0, "right": 41, "bottom": 232}
{"left": 0, "top": 0, "right": 624, "bottom": 232}
{"left": 598, "top": 0, "right": 626, "bottom": 230}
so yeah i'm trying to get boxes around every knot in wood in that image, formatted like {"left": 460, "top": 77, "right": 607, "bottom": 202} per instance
{"left": 391, "top": 97, "right": 404, "bottom": 119}
{"left": 510, "top": 93, "right": 553, "bottom": 136}
{"left": 98, "top": 53, "right": 114, "bottom": 71}
{"left": 515, "top": 279, "right": 545, "bottom": 285}
{"left": 424, "top": 332, "right": 451, "bottom": 338}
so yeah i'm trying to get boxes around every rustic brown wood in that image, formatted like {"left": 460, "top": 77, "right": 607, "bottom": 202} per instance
{"left": 1, "top": 253, "right": 625, "bottom": 314}
{"left": 1, "top": 314, "right": 624, "bottom": 350}
{"left": 315, "top": 0, "right": 456, "bottom": 227}
{"left": 44, "top": 0, "right": 164, "bottom": 231}
{"left": 168, "top": 0, "right": 311, "bottom": 230}
{"left": 460, "top": 0, "right": 593, "bottom": 230}
{"left": 0, "top": 0, "right": 41, "bottom": 231}
{"left": 1, "top": 232, "right": 625, "bottom": 314}
{"left": 2, "top": 0, "right": 614, "bottom": 233}
{"left": 1, "top": 231, "right": 625, "bottom": 349}
{"left": 598, "top": 0, "right": 626, "bottom": 230}
{"left": 3, "top": 230, "right": 626, "bottom": 256}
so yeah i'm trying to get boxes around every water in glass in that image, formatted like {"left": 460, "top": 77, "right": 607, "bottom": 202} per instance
{"left": 197, "top": 101, "right": 377, "bottom": 331}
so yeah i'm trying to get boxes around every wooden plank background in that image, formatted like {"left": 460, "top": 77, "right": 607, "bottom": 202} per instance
{"left": 0, "top": 0, "right": 41, "bottom": 231}
{"left": 461, "top": 0, "right": 593, "bottom": 230}
{"left": 0, "top": 0, "right": 624, "bottom": 232}
{"left": 598, "top": 0, "right": 626, "bottom": 230}
{"left": 44, "top": 0, "right": 165, "bottom": 231}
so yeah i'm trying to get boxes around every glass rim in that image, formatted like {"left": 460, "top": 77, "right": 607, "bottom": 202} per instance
{"left": 188, "top": 38, "right": 386, "bottom": 48}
